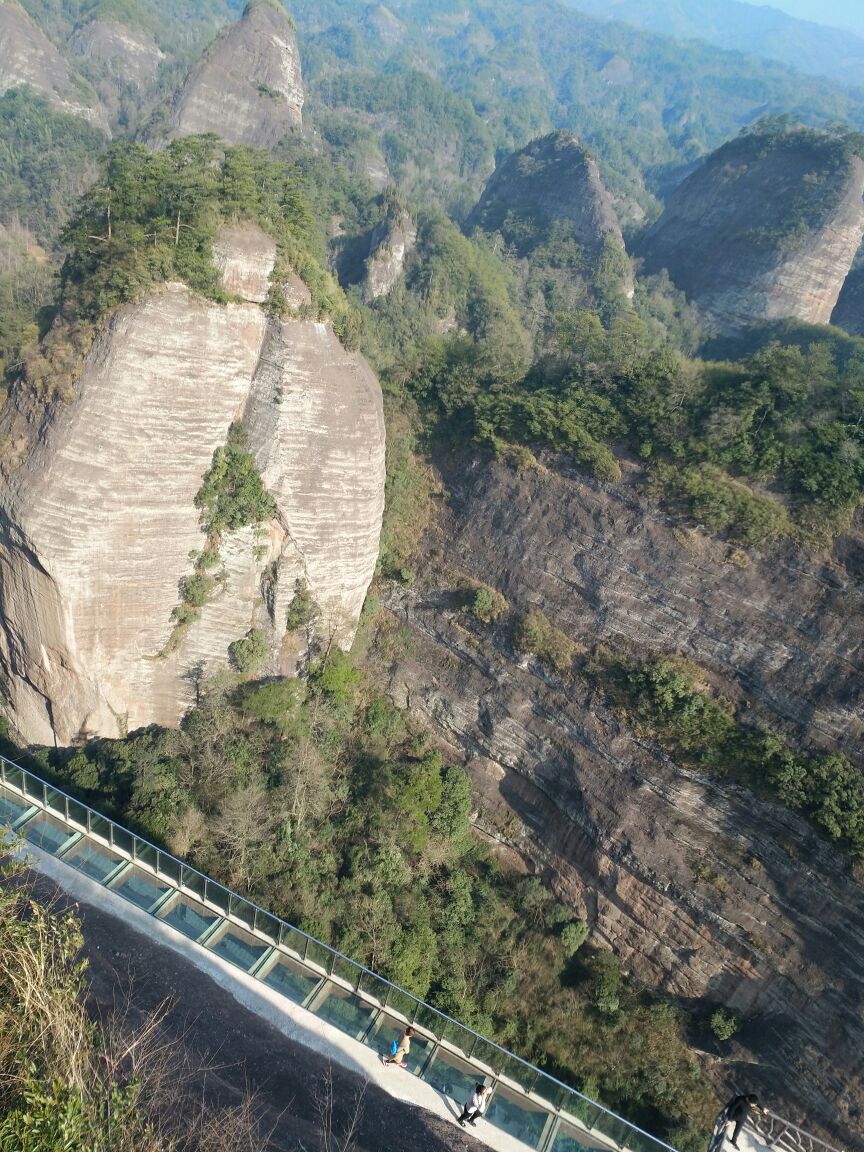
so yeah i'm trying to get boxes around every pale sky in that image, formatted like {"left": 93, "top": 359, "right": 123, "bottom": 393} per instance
{"left": 751, "top": 0, "right": 864, "bottom": 35}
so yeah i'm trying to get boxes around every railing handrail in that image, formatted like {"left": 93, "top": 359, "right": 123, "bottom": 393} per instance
{"left": 754, "top": 1109, "right": 846, "bottom": 1152}
{"left": 0, "top": 751, "right": 679, "bottom": 1152}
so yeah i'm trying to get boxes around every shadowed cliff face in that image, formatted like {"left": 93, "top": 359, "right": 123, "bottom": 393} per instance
{"left": 167, "top": 0, "right": 303, "bottom": 147}
{"left": 361, "top": 204, "right": 417, "bottom": 301}
{"left": 0, "top": 226, "right": 385, "bottom": 745}
{"left": 640, "top": 128, "right": 864, "bottom": 334}
{"left": 378, "top": 453, "right": 864, "bottom": 1149}
{"left": 0, "top": 0, "right": 107, "bottom": 128}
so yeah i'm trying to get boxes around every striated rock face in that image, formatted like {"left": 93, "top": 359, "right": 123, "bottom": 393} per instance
{"left": 213, "top": 222, "right": 277, "bottom": 303}
{"left": 831, "top": 258, "right": 864, "bottom": 335}
{"left": 0, "top": 0, "right": 107, "bottom": 128}
{"left": 468, "top": 131, "right": 634, "bottom": 298}
{"left": 379, "top": 454, "right": 864, "bottom": 1149}
{"left": 361, "top": 204, "right": 417, "bottom": 301}
{"left": 167, "top": 0, "right": 303, "bottom": 147}
{"left": 0, "top": 227, "right": 385, "bottom": 745}
{"left": 67, "top": 18, "right": 164, "bottom": 90}
{"left": 640, "top": 128, "right": 864, "bottom": 334}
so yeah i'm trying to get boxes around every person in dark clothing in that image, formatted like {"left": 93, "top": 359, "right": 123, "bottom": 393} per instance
{"left": 725, "top": 1094, "right": 761, "bottom": 1148}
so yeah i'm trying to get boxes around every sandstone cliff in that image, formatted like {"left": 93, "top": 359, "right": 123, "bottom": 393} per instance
{"left": 468, "top": 131, "right": 634, "bottom": 299}
{"left": 0, "top": 226, "right": 385, "bottom": 745}
{"left": 0, "top": 0, "right": 107, "bottom": 128}
{"left": 68, "top": 17, "right": 164, "bottom": 92}
{"left": 361, "top": 203, "right": 417, "bottom": 301}
{"left": 831, "top": 258, "right": 864, "bottom": 335}
{"left": 166, "top": 0, "right": 303, "bottom": 147}
{"left": 640, "top": 127, "right": 864, "bottom": 334}
{"left": 379, "top": 453, "right": 864, "bottom": 1149}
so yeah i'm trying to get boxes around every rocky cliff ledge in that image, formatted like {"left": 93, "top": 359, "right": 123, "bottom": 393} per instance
{"left": 0, "top": 225, "right": 384, "bottom": 745}
{"left": 361, "top": 203, "right": 417, "bottom": 301}
{"left": 68, "top": 17, "right": 164, "bottom": 92}
{"left": 640, "top": 126, "right": 864, "bottom": 334}
{"left": 468, "top": 131, "right": 634, "bottom": 298}
{"left": 167, "top": 0, "right": 303, "bottom": 147}
{"left": 0, "top": 0, "right": 107, "bottom": 128}
{"left": 380, "top": 454, "right": 864, "bottom": 1147}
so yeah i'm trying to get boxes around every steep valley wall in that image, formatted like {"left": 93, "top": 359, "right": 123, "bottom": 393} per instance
{"left": 379, "top": 454, "right": 864, "bottom": 1148}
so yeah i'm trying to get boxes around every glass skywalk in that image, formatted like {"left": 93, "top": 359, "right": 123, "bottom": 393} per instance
{"left": 0, "top": 754, "right": 678, "bottom": 1152}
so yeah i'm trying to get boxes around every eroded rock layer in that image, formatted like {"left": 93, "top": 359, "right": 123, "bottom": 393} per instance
{"left": 380, "top": 454, "right": 864, "bottom": 1148}
{"left": 167, "top": 0, "right": 303, "bottom": 147}
{"left": 640, "top": 128, "right": 864, "bottom": 334}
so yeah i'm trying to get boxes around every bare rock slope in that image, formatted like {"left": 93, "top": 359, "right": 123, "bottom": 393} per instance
{"left": 380, "top": 454, "right": 864, "bottom": 1148}
{"left": 0, "top": 0, "right": 106, "bottom": 127}
{"left": 0, "top": 225, "right": 385, "bottom": 745}
{"left": 468, "top": 131, "right": 634, "bottom": 298}
{"left": 68, "top": 17, "right": 164, "bottom": 91}
{"left": 640, "top": 127, "right": 864, "bottom": 334}
{"left": 167, "top": 0, "right": 303, "bottom": 147}
{"left": 362, "top": 202, "right": 417, "bottom": 301}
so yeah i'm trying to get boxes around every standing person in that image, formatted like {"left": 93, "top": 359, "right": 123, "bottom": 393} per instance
{"left": 725, "top": 1094, "right": 762, "bottom": 1148}
{"left": 458, "top": 1084, "right": 490, "bottom": 1127}
{"left": 383, "top": 1026, "right": 415, "bottom": 1067}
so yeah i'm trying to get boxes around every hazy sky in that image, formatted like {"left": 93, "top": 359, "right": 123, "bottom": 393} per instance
{"left": 752, "top": 0, "right": 864, "bottom": 34}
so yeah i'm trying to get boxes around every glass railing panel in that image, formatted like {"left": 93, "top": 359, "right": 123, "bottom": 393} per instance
{"left": 23, "top": 773, "right": 45, "bottom": 803}
{"left": 228, "top": 893, "right": 255, "bottom": 928}
{"left": 159, "top": 894, "right": 221, "bottom": 942}
{"left": 63, "top": 839, "right": 123, "bottom": 884}
{"left": 110, "top": 866, "right": 172, "bottom": 912}
{"left": 134, "top": 841, "right": 157, "bottom": 869}
{"left": 385, "top": 986, "right": 419, "bottom": 1021}
{"left": 204, "top": 879, "right": 231, "bottom": 915}
{"left": 363, "top": 1012, "right": 432, "bottom": 1075}
{"left": 500, "top": 1053, "right": 539, "bottom": 1094}
{"left": 311, "top": 985, "right": 377, "bottom": 1040}
{"left": 485, "top": 1082, "right": 550, "bottom": 1149}
{"left": 278, "top": 924, "right": 310, "bottom": 959}
{"left": 532, "top": 1073, "right": 573, "bottom": 1111}
{"left": 109, "top": 825, "right": 134, "bottom": 856}
{"left": 253, "top": 908, "right": 281, "bottom": 943}
{"left": 304, "top": 937, "right": 333, "bottom": 973}
{"left": 330, "top": 954, "right": 361, "bottom": 989}
{"left": 357, "top": 970, "right": 394, "bottom": 1007}
{"left": 180, "top": 866, "right": 206, "bottom": 900}
{"left": 422, "top": 1047, "right": 482, "bottom": 1104}
{"left": 0, "top": 789, "right": 30, "bottom": 826}
{"left": 21, "top": 811, "right": 76, "bottom": 854}
{"left": 440, "top": 1017, "right": 475, "bottom": 1057}
{"left": 88, "top": 812, "right": 111, "bottom": 842}
{"left": 1, "top": 762, "right": 25, "bottom": 791}
{"left": 66, "top": 797, "right": 90, "bottom": 831}
{"left": 593, "top": 1111, "right": 633, "bottom": 1148}
{"left": 156, "top": 852, "right": 181, "bottom": 885}
{"left": 261, "top": 954, "right": 322, "bottom": 1005}
{"left": 45, "top": 788, "right": 67, "bottom": 818}
{"left": 469, "top": 1037, "right": 504, "bottom": 1073}
{"left": 208, "top": 924, "right": 270, "bottom": 972}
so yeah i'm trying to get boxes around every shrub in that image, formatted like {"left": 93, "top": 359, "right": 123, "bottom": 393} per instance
{"left": 561, "top": 919, "right": 590, "bottom": 957}
{"left": 470, "top": 584, "right": 508, "bottom": 624}
{"left": 286, "top": 578, "right": 317, "bottom": 631}
{"left": 240, "top": 678, "right": 307, "bottom": 735}
{"left": 228, "top": 628, "right": 269, "bottom": 674}
{"left": 517, "top": 610, "right": 577, "bottom": 673}
{"left": 710, "top": 1008, "right": 741, "bottom": 1041}
{"left": 195, "top": 423, "right": 277, "bottom": 536}
{"left": 180, "top": 572, "right": 214, "bottom": 609}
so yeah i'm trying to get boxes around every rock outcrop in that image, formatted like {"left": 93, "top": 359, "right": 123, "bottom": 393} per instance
{"left": 380, "top": 453, "right": 864, "bottom": 1149}
{"left": 640, "top": 126, "right": 864, "bottom": 334}
{"left": 468, "top": 131, "right": 634, "bottom": 298}
{"left": 831, "top": 257, "right": 864, "bottom": 335}
{"left": 68, "top": 18, "right": 164, "bottom": 91}
{"left": 0, "top": 225, "right": 385, "bottom": 745}
{"left": 0, "top": 0, "right": 107, "bottom": 128}
{"left": 361, "top": 202, "right": 417, "bottom": 301}
{"left": 167, "top": 0, "right": 303, "bottom": 147}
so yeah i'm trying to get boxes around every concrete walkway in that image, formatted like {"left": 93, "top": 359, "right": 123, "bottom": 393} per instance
{"left": 22, "top": 840, "right": 551, "bottom": 1152}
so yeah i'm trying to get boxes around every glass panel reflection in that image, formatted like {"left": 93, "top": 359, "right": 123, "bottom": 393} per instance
{"left": 262, "top": 955, "right": 322, "bottom": 1004}
{"left": 160, "top": 894, "right": 220, "bottom": 941}
{"left": 485, "top": 1082, "right": 549, "bottom": 1148}
{"left": 21, "top": 812, "right": 75, "bottom": 854}
{"left": 422, "top": 1048, "right": 481, "bottom": 1104}
{"left": 111, "top": 867, "right": 171, "bottom": 911}
{"left": 0, "top": 790, "right": 29, "bottom": 826}
{"left": 312, "top": 985, "right": 376, "bottom": 1039}
{"left": 63, "top": 839, "right": 122, "bottom": 883}
{"left": 208, "top": 924, "right": 269, "bottom": 971}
